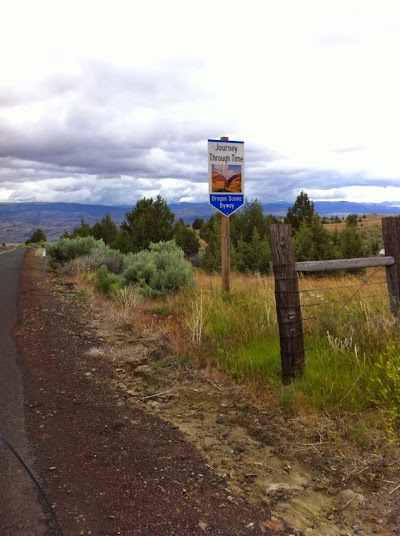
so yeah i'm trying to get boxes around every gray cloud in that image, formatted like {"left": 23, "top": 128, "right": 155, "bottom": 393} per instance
{"left": 0, "top": 59, "right": 240, "bottom": 205}
{"left": 1, "top": 52, "right": 399, "bottom": 205}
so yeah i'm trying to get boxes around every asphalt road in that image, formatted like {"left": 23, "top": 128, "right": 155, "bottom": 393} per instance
{"left": 0, "top": 247, "right": 47, "bottom": 535}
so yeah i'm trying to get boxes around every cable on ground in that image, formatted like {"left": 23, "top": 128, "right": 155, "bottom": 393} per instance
{"left": 0, "top": 435, "right": 64, "bottom": 536}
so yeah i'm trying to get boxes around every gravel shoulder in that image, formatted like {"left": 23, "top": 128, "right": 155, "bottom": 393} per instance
{"left": 12, "top": 253, "right": 301, "bottom": 536}
{"left": 12, "top": 250, "right": 400, "bottom": 536}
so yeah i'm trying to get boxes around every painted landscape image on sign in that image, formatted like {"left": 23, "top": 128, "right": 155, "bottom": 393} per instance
{"left": 211, "top": 164, "right": 242, "bottom": 193}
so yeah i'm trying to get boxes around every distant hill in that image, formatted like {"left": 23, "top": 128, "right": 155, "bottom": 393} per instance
{"left": 0, "top": 201, "right": 399, "bottom": 244}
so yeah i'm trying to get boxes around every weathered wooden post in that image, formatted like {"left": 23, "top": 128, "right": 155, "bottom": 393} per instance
{"left": 221, "top": 213, "right": 230, "bottom": 292}
{"left": 220, "top": 136, "right": 230, "bottom": 293}
{"left": 382, "top": 217, "right": 400, "bottom": 318}
{"left": 271, "top": 223, "right": 305, "bottom": 383}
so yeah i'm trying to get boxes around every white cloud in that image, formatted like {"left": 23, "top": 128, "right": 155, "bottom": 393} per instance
{"left": 305, "top": 185, "right": 400, "bottom": 204}
{"left": 1, "top": 0, "right": 400, "bottom": 205}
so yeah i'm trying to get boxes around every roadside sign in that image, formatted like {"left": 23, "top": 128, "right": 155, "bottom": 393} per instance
{"left": 208, "top": 139, "right": 244, "bottom": 217}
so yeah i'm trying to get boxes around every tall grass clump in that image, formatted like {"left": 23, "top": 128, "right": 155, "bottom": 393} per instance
{"left": 371, "top": 343, "right": 400, "bottom": 441}
{"left": 283, "top": 335, "right": 370, "bottom": 412}
{"left": 178, "top": 272, "right": 279, "bottom": 375}
{"left": 122, "top": 241, "right": 193, "bottom": 297}
{"left": 113, "top": 285, "right": 144, "bottom": 320}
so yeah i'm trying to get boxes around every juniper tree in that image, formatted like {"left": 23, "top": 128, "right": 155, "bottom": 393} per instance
{"left": 285, "top": 191, "right": 316, "bottom": 233}
{"left": 121, "top": 195, "right": 175, "bottom": 253}
{"left": 25, "top": 228, "right": 47, "bottom": 245}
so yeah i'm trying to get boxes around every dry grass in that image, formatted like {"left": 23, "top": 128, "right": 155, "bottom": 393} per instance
{"left": 297, "top": 267, "right": 394, "bottom": 344}
{"left": 112, "top": 286, "right": 144, "bottom": 322}
{"left": 170, "top": 269, "right": 400, "bottom": 428}
{"left": 69, "top": 265, "right": 400, "bottom": 437}
{"left": 323, "top": 215, "right": 383, "bottom": 232}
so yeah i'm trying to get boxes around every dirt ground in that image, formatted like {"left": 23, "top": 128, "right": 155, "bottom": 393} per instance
{"left": 12, "top": 251, "right": 400, "bottom": 535}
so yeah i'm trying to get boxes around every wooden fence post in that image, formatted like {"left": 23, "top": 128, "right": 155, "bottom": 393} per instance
{"left": 271, "top": 223, "right": 305, "bottom": 383}
{"left": 221, "top": 214, "right": 230, "bottom": 292}
{"left": 220, "top": 136, "right": 230, "bottom": 293}
{"left": 382, "top": 217, "right": 400, "bottom": 318}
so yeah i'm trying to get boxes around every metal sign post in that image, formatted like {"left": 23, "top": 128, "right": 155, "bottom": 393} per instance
{"left": 43, "top": 248, "right": 46, "bottom": 286}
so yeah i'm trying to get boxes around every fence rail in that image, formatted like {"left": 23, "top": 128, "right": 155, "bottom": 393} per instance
{"left": 295, "top": 256, "right": 394, "bottom": 273}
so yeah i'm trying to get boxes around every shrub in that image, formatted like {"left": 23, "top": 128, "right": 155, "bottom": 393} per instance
{"left": 47, "top": 236, "right": 99, "bottom": 269}
{"left": 78, "top": 247, "right": 124, "bottom": 274}
{"left": 122, "top": 240, "right": 193, "bottom": 297}
{"left": 93, "top": 265, "right": 122, "bottom": 294}
{"left": 48, "top": 237, "right": 125, "bottom": 273}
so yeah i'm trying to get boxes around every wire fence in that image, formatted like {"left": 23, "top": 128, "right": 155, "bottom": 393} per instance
{"left": 271, "top": 219, "right": 400, "bottom": 380}
{"left": 297, "top": 266, "right": 390, "bottom": 353}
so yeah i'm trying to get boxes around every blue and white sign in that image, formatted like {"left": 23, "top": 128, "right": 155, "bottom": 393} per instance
{"left": 208, "top": 139, "right": 244, "bottom": 217}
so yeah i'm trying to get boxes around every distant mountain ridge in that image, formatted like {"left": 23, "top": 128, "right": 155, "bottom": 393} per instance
{"left": 0, "top": 200, "right": 399, "bottom": 243}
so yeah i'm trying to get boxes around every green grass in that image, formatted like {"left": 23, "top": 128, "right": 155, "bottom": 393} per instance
{"left": 291, "top": 337, "right": 370, "bottom": 411}
{"left": 175, "top": 270, "right": 400, "bottom": 439}
{"left": 216, "top": 338, "right": 281, "bottom": 383}
{"left": 154, "top": 359, "right": 166, "bottom": 373}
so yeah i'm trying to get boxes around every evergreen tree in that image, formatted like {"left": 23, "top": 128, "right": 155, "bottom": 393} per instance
{"left": 199, "top": 213, "right": 220, "bottom": 243}
{"left": 174, "top": 218, "right": 200, "bottom": 257}
{"left": 340, "top": 224, "right": 364, "bottom": 258}
{"left": 201, "top": 215, "right": 221, "bottom": 272}
{"left": 200, "top": 205, "right": 275, "bottom": 274}
{"left": 232, "top": 198, "right": 267, "bottom": 245}
{"left": 345, "top": 214, "right": 358, "bottom": 227}
{"left": 92, "top": 213, "right": 118, "bottom": 245}
{"left": 265, "top": 213, "right": 279, "bottom": 237}
{"left": 59, "top": 230, "right": 72, "bottom": 239}
{"left": 294, "top": 215, "right": 335, "bottom": 261}
{"left": 202, "top": 238, "right": 221, "bottom": 273}
{"left": 25, "top": 228, "right": 47, "bottom": 245}
{"left": 234, "top": 228, "right": 271, "bottom": 274}
{"left": 285, "top": 191, "right": 316, "bottom": 232}
{"left": 293, "top": 221, "right": 315, "bottom": 262}
{"left": 112, "top": 229, "right": 134, "bottom": 254}
{"left": 72, "top": 219, "right": 93, "bottom": 238}
{"left": 121, "top": 195, "right": 174, "bottom": 253}
{"left": 330, "top": 228, "right": 342, "bottom": 257}
{"left": 192, "top": 218, "right": 204, "bottom": 230}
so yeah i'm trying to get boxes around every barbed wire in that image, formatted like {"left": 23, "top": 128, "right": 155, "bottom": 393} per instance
{"left": 299, "top": 266, "right": 386, "bottom": 340}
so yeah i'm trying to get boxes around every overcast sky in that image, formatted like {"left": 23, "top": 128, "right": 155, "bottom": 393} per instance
{"left": 1, "top": 0, "right": 400, "bottom": 206}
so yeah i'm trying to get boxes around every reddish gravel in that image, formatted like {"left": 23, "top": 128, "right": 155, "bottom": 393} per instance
{"left": 12, "top": 251, "right": 301, "bottom": 536}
